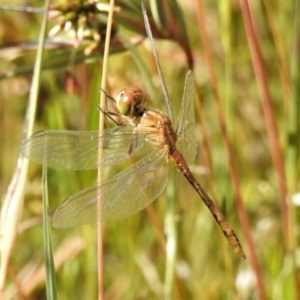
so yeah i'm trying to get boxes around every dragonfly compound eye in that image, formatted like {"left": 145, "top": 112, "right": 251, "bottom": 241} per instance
{"left": 116, "top": 87, "right": 143, "bottom": 116}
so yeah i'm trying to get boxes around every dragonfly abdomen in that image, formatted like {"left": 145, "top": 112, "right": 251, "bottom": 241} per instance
{"left": 169, "top": 147, "right": 246, "bottom": 259}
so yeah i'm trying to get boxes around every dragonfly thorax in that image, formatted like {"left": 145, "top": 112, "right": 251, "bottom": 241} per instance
{"left": 137, "top": 109, "right": 177, "bottom": 151}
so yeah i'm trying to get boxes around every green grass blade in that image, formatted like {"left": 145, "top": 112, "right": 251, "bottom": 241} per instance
{"left": 0, "top": 0, "right": 50, "bottom": 294}
{"left": 117, "top": 30, "right": 157, "bottom": 103}
{"left": 42, "top": 165, "right": 57, "bottom": 300}
{"left": 164, "top": 169, "right": 178, "bottom": 300}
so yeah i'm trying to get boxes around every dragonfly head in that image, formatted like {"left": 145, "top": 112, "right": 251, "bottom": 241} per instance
{"left": 116, "top": 87, "right": 143, "bottom": 116}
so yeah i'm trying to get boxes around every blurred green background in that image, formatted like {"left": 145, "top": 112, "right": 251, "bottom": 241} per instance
{"left": 0, "top": 0, "right": 298, "bottom": 299}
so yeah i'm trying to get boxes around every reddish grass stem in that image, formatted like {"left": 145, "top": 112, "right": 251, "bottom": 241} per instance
{"left": 195, "top": 0, "right": 267, "bottom": 299}
{"left": 238, "top": 0, "right": 289, "bottom": 247}
{"left": 97, "top": 1, "right": 115, "bottom": 299}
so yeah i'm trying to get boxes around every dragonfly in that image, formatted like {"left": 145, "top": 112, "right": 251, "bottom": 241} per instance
{"left": 22, "top": 4, "right": 246, "bottom": 259}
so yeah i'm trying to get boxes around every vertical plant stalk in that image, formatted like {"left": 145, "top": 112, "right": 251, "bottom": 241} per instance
{"left": 237, "top": 0, "right": 288, "bottom": 246}
{"left": 42, "top": 165, "right": 57, "bottom": 300}
{"left": 288, "top": 0, "right": 300, "bottom": 190}
{"left": 195, "top": 1, "right": 267, "bottom": 300}
{"left": 40, "top": 5, "right": 57, "bottom": 299}
{"left": 262, "top": 0, "right": 291, "bottom": 105}
{"left": 288, "top": 0, "right": 300, "bottom": 298}
{"left": 164, "top": 170, "right": 178, "bottom": 300}
{"left": 97, "top": 1, "right": 115, "bottom": 299}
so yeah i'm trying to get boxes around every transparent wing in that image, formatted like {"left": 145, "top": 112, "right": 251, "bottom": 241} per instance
{"left": 52, "top": 149, "right": 168, "bottom": 227}
{"left": 142, "top": 4, "right": 174, "bottom": 123}
{"left": 176, "top": 70, "right": 197, "bottom": 164}
{"left": 21, "top": 128, "right": 158, "bottom": 170}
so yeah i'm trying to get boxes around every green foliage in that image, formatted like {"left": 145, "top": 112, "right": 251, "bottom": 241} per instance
{"left": 0, "top": 0, "right": 298, "bottom": 299}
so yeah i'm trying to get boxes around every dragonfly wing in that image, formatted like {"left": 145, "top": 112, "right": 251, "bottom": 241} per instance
{"left": 176, "top": 71, "right": 197, "bottom": 164}
{"left": 52, "top": 149, "right": 168, "bottom": 227}
{"left": 21, "top": 128, "right": 153, "bottom": 170}
{"left": 141, "top": 4, "right": 174, "bottom": 123}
